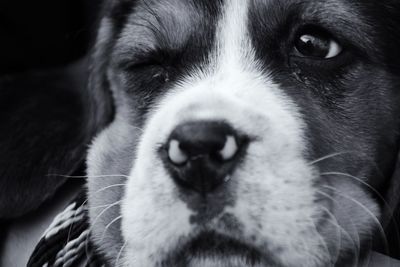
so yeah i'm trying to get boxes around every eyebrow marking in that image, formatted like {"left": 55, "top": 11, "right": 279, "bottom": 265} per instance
{"left": 301, "top": 0, "right": 376, "bottom": 50}
{"left": 250, "top": 0, "right": 378, "bottom": 57}
{"left": 116, "top": 0, "right": 203, "bottom": 53}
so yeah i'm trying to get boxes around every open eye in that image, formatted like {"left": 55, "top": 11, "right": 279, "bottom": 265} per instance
{"left": 294, "top": 29, "right": 342, "bottom": 59}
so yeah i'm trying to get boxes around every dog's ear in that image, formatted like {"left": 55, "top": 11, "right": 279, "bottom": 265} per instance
{"left": 0, "top": 0, "right": 138, "bottom": 219}
{"left": 84, "top": 0, "right": 139, "bottom": 131}
{"left": 0, "top": 60, "right": 112, "bottom": 219}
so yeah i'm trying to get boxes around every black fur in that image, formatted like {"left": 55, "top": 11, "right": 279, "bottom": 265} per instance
{"left": 248, "top": 0, "right": 400, "bottom": 259}
{"left": 89, "top": 0, "right": 400, "bottom": 264}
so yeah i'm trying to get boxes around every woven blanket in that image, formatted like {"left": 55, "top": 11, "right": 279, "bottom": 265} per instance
{"left": 27, "top": 192, "right": 105, "bottom": 267}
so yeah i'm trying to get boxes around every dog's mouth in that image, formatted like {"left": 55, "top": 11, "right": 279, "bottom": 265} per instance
{"left": 164, "top": 231, "right": 280, "bottom": 267}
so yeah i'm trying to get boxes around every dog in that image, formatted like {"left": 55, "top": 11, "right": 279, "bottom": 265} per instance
{"left": 4, "top": 0, "right": 400, "bottom": 266}
{"left": 80, "top": 0, "right": 400, "bottom": 266}
{"left": 84, "top": 0, "right": 400, "bottom": 266}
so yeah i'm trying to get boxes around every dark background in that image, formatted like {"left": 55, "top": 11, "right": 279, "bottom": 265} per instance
{"left": 0, "top": 0, "right": 100, "bottom": 74}
{"left": 0, "top": 0, "right": 105, "bottom": 221}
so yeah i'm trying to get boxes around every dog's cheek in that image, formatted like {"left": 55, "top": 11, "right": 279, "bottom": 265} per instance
{"left": 226, "top": 143, "right": 326, "bottom": 266}
{"left": 330, "top": 177, "right": 382, "bottom": 240}
{"left": 86, "top": 117, "right": 142, "bottom": 263}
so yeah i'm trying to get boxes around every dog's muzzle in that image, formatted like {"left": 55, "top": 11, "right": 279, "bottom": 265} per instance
{"left": 159, "top": 121, "right": 249, "bottom": 195}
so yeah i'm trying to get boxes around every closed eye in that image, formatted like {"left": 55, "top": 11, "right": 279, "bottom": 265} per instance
{"left": 116, "top": 49, "right": 165, "bottom": 71}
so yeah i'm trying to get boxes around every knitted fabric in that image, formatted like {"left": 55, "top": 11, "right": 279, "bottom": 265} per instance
{"left": 28, "top": 192, "right": 105, "bottom": 267}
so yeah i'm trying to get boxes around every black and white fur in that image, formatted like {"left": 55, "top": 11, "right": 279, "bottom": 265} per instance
{"left": 81, "top": 0, "right": 400, "bottom": 266}
{"left": 3, "top": 0, "right": 400, "bottom": 266}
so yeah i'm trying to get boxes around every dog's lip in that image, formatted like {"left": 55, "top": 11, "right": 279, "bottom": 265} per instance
{"left": 170, "top": 231, "right": 279, "bottom": 266}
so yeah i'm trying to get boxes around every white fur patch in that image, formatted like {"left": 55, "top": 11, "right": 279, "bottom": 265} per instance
{"left": 120, "top": 0, "right": 326, "bottom": 266}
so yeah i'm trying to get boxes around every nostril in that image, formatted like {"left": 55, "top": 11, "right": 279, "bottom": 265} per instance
{"left": 168, "top": 140, "right": 189, "bottom": 165}
{"left": 167, "top": 135, "right": 239, "bottom": 166}
{"left": 167, "top": 119, "right": 241, "bottom": 165}
{"left": 219, "top": 136, "right": 238, "bottom": 161}
{"left": 161, "top": 121, "right": 248, "bottom": 194}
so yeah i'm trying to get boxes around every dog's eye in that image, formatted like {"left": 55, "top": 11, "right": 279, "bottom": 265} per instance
{"left": 294, "top": 29, "right": 342, "bottom": 59}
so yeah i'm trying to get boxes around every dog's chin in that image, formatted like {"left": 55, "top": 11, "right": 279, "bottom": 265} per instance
{"left": 184, "top": 255, "right": 264, "bottom": 267}
{"left": 164, "top": 232, "right": 276, "bottom": 267}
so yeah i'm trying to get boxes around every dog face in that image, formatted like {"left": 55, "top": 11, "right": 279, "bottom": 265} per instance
{"left": 86, "top": 0, "right": 400, "bottom": 266}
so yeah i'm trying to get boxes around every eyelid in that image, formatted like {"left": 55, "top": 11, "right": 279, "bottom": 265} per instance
{"left": 115, "top": 49, "right": 163, "bottom": 71}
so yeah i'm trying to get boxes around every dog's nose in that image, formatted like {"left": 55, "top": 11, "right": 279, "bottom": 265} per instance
{"left": 161, "top": 121, "right": 247, "bottom": 195}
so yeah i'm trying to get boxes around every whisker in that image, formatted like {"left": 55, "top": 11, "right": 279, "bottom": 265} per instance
{"left": 316, "top": 192, "right": 360, "bottom": 265}
{"left": 317, "top": 192, "right": 360, "bottom": 246}
{"left": 115, "top": 241, "right": 128, "bottom": 267}
{"left": 323, "top": 189, "right": 362, "bottom": 259}
{"left": 85, "top": 200, "right": 122, "bottom": 260}
{"left": 82, "top": 184, "right": 126, "bottom": 211}
{"left": 319, "top": 206, "right": 343, "bottom": 264}
{"left": 310, "top": 219, "right": 331, "bottom": 263}
{"left": 94, "top": 184, "right": 127, "bottom": 194}
{"left": 308, "top": 151, "right": 356, "bottom": 166}
{"left": 320, "top": 172, "right": 395, "bottom": 219}
{"left": 99, "top": 216, "right": 123, "bottom": 243}
{"left": 300, "top": 237, "right": 315, "bottom": 267}
{"left": 322, "top": 185, "right": 389, "bottom": 256}
{"left": 88, "top": 202, "right": 122, "bottom": 210}
{"left": 56, "top": 184, "right": 126, "bottom": 260}
{"left": 65, "top": 199, "right": 88, "bottom": 245}
{"left": 46, "top": 174, "right": 130, "bottom": 179}
{"left": 87, "top": 201, "right": 122, "bottom": 213}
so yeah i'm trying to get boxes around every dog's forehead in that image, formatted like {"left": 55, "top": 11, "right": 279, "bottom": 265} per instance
{"left": 112, "top": 0, "right": 374, "bottom": 56}
{"left": 116, "top": 0, "right": 221, "bottom": 51}
{"left": 252, "top": 0, "right": 365, "bottom": 28}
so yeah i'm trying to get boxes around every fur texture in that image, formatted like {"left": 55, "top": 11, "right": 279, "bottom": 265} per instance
{"left": 2, "top": 0, "right": 400, "bottom": 266}
{"left": 85, "top": 0, "right": 400, "bottom": 266}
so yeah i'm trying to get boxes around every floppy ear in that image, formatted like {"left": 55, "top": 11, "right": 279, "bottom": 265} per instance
{"left": 0, "top": 60, "right": 112, "bottom": 219}
{"left": 83, "top": 0, "right": 138, "bottom": 141}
